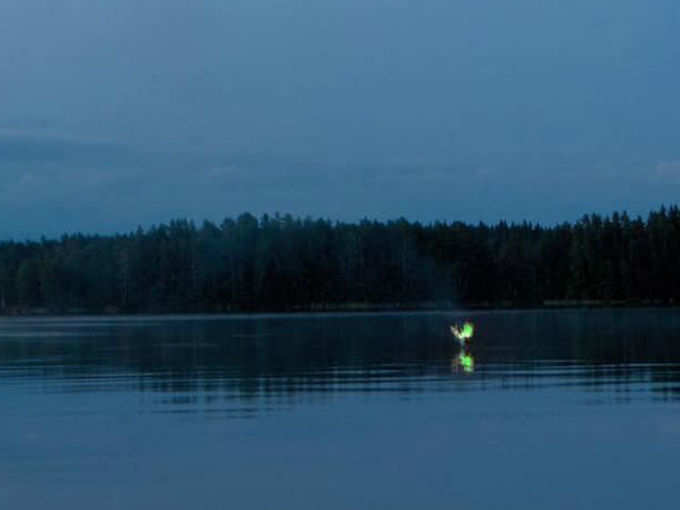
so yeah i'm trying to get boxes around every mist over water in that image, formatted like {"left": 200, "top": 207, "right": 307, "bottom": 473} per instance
{"left": 2, "top": 310, "right": 679, "bottom": 509}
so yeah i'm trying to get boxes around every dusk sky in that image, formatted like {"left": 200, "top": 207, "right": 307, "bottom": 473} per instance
{"left": 2, "top": 0, "right": 679, "bottom": 238}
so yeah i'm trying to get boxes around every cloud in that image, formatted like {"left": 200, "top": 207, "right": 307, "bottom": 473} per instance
{"left": 655, "top": 161, "right": 680, "bottom": 183}
{"left": 0, "top": 129, "right": 133, "bottom": 165}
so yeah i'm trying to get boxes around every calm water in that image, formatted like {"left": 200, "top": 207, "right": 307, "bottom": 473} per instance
{"left": 1, "top": 310, "right": 679, "bottom": 509}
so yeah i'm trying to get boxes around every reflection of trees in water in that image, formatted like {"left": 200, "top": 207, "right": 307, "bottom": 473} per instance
{"left": 1, "top": 311, "right": 680, "bottom": 407}
{"left": 0, "top": 316, "right": 453, "bottom": 401}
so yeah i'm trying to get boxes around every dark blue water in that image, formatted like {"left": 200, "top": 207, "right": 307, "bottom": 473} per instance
{"left": 1, "top": 310, "right": 679, "bottom": 509}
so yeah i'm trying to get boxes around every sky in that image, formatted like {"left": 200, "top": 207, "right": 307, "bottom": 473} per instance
{"left": 1, "top": 0, "right": 680, "bottom": 238}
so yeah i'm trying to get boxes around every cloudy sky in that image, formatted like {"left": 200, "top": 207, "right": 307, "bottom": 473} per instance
{"left": 1, "top": 0, "right": 679, "bottom": 238}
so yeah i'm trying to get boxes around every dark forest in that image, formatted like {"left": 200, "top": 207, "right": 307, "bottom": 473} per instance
{"left": 2, "top": 205, "right": 679, "bottom": 313}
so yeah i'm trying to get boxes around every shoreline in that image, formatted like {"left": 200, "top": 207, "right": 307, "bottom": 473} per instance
{"left": 1, "top": 299, "right": 677, "bottom": 318}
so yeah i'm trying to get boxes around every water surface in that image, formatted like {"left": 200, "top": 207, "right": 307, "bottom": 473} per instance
{"left": 1, "top": 310, "right": 679, "bottom": 509}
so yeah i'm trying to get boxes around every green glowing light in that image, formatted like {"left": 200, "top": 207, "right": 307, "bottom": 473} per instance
{"left": 450, "top": 321, "right": 475, "bottom": 343}
{"left": 451, "top": 321, "right": 475, "bottom": 373}
{"left": 458, "top": 352, "right": 474, "bottom": 372}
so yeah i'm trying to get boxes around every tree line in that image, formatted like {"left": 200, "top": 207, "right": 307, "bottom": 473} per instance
{"left": 1, "top": 206, "right": 679, "bottom": 313}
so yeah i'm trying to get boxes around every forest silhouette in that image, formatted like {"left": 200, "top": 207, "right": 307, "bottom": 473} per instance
{"left": 2, "top": 205, "right": 679, "bottom": 313}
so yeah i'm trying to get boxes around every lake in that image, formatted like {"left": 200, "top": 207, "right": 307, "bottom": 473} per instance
{"left": 1, "top": 310, "right": 679, "bottom": 509}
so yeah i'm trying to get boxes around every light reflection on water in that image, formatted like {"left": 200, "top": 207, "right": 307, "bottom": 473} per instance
{"left": 2, "top": 310, "right": 680, "bottom": 410}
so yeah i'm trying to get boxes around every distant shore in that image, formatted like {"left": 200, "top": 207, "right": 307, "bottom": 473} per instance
{"left": 1, "top": 299, "right": 677, "bottom": 317}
